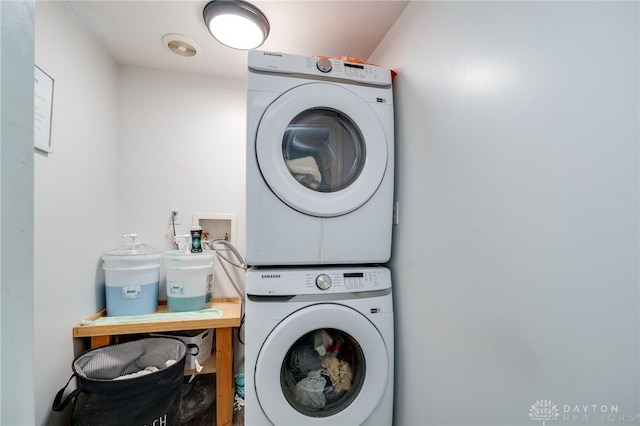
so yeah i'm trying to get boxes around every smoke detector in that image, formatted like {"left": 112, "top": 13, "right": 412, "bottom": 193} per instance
{"left": 161, "top": 33, "right": 200, "bottom": 57}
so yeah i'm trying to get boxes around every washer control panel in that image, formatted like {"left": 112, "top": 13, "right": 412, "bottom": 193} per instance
{"left": 246, "top": 266, "right": 391, "bottom": 296}
{"left": 248, "top": 50, "right": 392, "bottom": 86}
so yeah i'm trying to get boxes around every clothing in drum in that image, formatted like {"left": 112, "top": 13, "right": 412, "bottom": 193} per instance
{"left": 282, "top": 328, "right": 364, "bottom": 417}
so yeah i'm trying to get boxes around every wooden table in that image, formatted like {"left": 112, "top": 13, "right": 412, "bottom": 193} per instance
{"left": 73, "top": 298, "right": 242, "bottom": 426}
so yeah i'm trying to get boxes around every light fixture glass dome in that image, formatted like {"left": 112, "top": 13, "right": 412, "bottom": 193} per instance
{"left": 203, "top": 0, "right": 270, "bottom": 50}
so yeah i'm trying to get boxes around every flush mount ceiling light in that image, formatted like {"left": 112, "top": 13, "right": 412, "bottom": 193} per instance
{"left": 203, "top": 0, "right": 270, "bottom": 50}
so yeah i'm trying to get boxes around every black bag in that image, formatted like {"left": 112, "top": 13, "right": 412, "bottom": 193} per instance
{"left": 53, "top": 337, "right": 187, "bottom": 425}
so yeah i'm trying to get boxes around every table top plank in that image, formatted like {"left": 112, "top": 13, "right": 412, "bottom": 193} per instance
{"left": 73, "top": 298, "right": 242, "bottom": 338}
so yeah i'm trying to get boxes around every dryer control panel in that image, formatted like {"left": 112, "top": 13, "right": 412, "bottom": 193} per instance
{"left": 246, "top": 266, "right": 391, "bottom": 296}
{"left": 248, "top": 50, "right": 392, "bottom": 86}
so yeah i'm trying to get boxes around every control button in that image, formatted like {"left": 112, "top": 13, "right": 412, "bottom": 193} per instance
{"left": 316, "top": 58, "right": 332, "bottom": 73}
{"left": 316, "top": 274, "right": 332, "bottom": 290}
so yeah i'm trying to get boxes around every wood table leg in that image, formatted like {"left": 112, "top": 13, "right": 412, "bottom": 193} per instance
{"left": 90, "top": 335, "right": 112, "bottom": 348}
{"left": 216, "top": 327, "right": 234, "bottom": 426}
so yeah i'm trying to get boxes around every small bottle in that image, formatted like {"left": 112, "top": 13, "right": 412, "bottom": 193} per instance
{"left": 190, "top": 226, "right": 202, "bottom": 253}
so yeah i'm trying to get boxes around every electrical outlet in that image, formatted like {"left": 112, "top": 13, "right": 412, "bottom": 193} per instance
{"left": 170, "top": 207, "right": 181, "bottom": 225}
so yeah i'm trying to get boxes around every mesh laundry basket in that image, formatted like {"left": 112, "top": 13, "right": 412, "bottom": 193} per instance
{"left": 53, "top": 338, "right": 187, "bottom": 425}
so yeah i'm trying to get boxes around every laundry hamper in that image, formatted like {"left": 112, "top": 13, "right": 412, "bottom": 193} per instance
{"left": 53, "top": 337, "right": 187, "bottom": 425}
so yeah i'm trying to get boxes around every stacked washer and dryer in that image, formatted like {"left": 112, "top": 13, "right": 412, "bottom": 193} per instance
{"left": 245, "top": 50, "right": 395, "bottom": 425}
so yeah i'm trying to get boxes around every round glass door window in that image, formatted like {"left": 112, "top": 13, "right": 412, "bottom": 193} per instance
{"left": 282, "top": 109, "right": 366, "bottom": 193}
{"left": 255, "top": 82, "right": 388, "bottom": 217}
{"left": 281, "top": 328, "right": 364, "bottom": 417}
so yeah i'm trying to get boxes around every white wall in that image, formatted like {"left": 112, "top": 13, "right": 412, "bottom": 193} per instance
{"left": 30, "top": 6, "right": 247, "bottom": 424}
{"left": 34, "top": 2, "right": 118, "bottom": 424}
{"left": 0, "top": 1, "right": 36, "bottom": 424}
{"left": 116, "top": 66, "right": 246, "bottom": 300}
{"left": 369, "top": 2, "right": 639, "bottom": 425}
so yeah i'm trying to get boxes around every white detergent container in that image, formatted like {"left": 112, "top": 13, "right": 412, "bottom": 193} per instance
{"left": 102, "top": 234, "right": 161, "bottom": 316}
{"left": 164, "top": 246, "right": 216, "bottom": 312}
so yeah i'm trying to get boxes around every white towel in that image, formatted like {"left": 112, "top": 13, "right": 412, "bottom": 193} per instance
{"left": 81, "top": 308, "right": 223, "bottom": 326}
{"left": 114, "top": 366, "right": 159, "bottom": 380}
{"left": 286, "top": 156, "right": 322, "bottom": 189}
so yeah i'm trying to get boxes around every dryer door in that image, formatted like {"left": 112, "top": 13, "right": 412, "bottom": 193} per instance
{"left": 256, "top": 83, "right": 388, "bottom": 217}
{"left": 255, "top": 303, "right": 390, "bottom": 425}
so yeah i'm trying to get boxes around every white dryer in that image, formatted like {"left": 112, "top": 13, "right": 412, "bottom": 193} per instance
{"left": 245, "top": 266, "right": 394, "bottom": 425}
{"left": 246, "top": 50, "right": 395, "bottom": 266}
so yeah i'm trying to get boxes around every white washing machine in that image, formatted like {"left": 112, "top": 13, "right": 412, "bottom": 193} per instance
{"left": 246, "top": 50, "right": 395, "bottom": 266}
{"left": 245, "top": 266, "right": 394, "bottom": 425}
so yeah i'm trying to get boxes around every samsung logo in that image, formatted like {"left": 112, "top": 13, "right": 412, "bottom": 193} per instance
{"left": 262, "top": 274, "right": 281, "bottom": 279}
{"left": 263, "top": 52, "right": 283, "bottom": 57}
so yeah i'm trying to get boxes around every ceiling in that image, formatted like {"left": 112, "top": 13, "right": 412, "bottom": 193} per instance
{"left": 66, "top": 0, "right": 409, "bottom": 81}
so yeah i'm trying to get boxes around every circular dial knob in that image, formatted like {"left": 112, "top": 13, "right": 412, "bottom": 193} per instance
{"left": 316, "top": 58, "right": 332, "bottom": 73}
{"left": 316, "top": 274, "right": 332, "bottom": 290}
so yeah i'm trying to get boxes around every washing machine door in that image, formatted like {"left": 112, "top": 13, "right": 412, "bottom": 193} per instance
{"left": 255, "top": 303, "right": 389, "bottom": 425}
{"left": 256, "top": 83, "right": 388, "bottom": 217}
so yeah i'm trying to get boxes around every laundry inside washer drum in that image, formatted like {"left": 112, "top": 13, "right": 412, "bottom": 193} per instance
{"left": 280, "top": 328, "right": 365, "bottom": 417}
